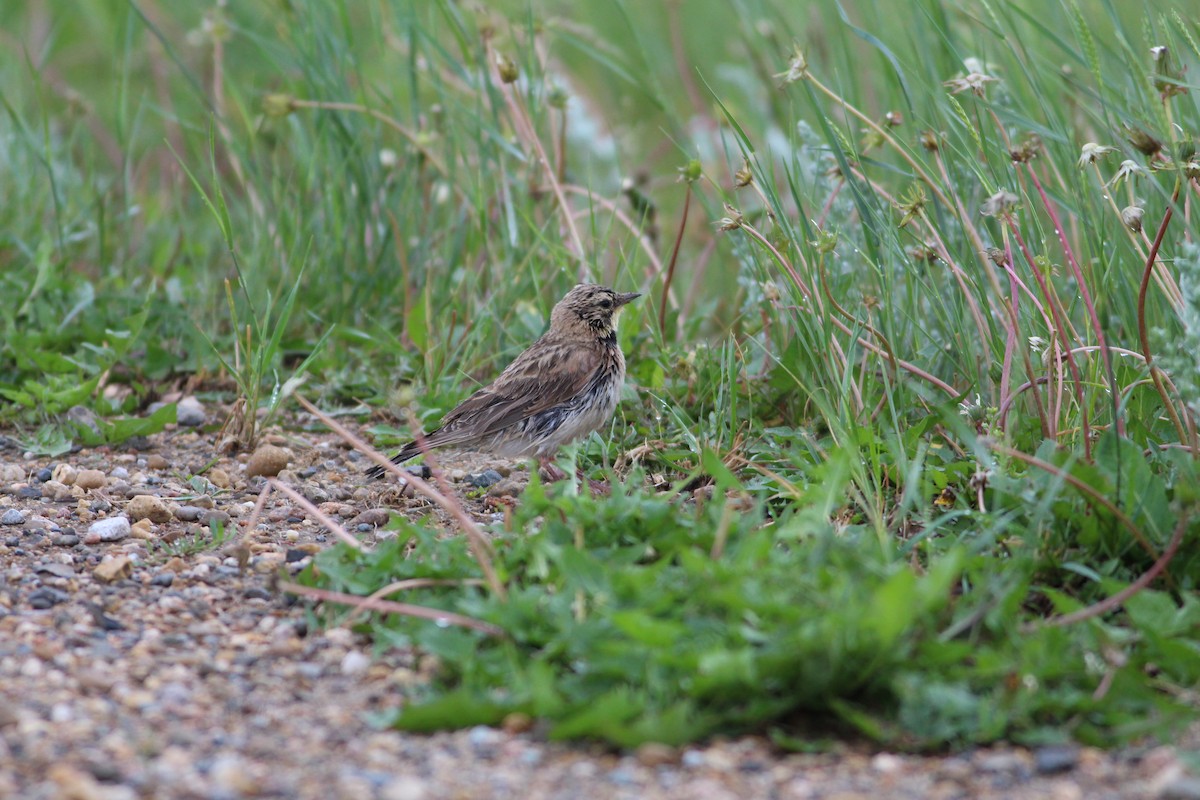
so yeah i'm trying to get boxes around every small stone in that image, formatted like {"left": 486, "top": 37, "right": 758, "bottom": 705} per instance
{"left": 75, "top": 469, "right": 108, "bottom": 491}
{"left": 1160, "top": 777, "right": 1200, "bottom": 800}
{"left": 340, "top": 650, "right": 371, "bottom": 676}
{"left": 467, "top": 725, "right": 503, "bottom": 758}
{"left": 246, "top": 445, "right": 290, "bottom": 478}
{"left": 285, "top": 549, "right": 310, "bottom": 563}
{"left": 127, "top": 494, "right": 172, "bottom": 524}
{"left": 202, "top": 510, "right": 232, "bottom": 530}
{"left": 244, "top": 587, "right": 271, "bottom": 601}
{"left": 406, "top": 465, "right": 432, "bottom": 480}
{"left": 381, "top": 776, "right": 428, "bottom": 800}
{"left": 40, "top": 480, "right": 72, "bottom": 501}
{"left": 84, "top": 516, "right": 131, "bottom": 543}
{"left": 0, "top": 464, "right": 24, "bottom": 483}
{"left": 52, "top": 463, "right": 78, "bottom": 485}
{"left": 130, "top": 518, "right": 154, "bottom": 539}
{"left": 176, "top": 396, "right": 207, "bottom": 427}
{"left": 146, "top": 454, "right": 169, "bottom": 470}
{"left": 15, "top": 486, "right": 40, "bottom": 500}
{"left": 173, "top": 505, "right": 205, "bottom": 522}
{"left": 52, "top": 533, "right": 81, "bottom": 547}
{"left": 1034, "top": 745, "right": 1078, "bottom": 774}
{"left": 34, "top": 467, "right": 52, "bottom": 483}
{"left": 150, "top": 572, "right": 175, "bottom": 587}
{"left": 110, "top": 466, "right": 130, "bottom": 480}
{"left": 36, "top": 562, "right": 76, "bottom": 579}
{"left": 29, "top": 586, "right": 71, "bottom": 609}
{"left": 348, "top": 508, "right": 390, "bottom": 528}
{"left": 0, "top": 509, "right": 25, "bottom": 526}
{"left": 163, "top": 557, "right": 188, "bottom": 573}
{"left": 93, "top": 556, "right": 134, "bottom": 583}
{"left": 208, "top": 468, "right": 231, "bottom": 489}
{"left": 468, "top": 469, "right": 503, "bottom": 488}
{"left": 636, "top": 742, "right": 678, "bottom": 767}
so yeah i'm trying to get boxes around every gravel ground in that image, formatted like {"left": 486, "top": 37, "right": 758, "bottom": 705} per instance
{"left": 0, "top": 408, "right": 1197, "bottom": 800}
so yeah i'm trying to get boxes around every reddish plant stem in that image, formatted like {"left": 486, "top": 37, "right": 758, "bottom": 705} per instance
{"left": 660, "top": 183, "right": 692, "bottom": 336}
{"left": 1025, "top": 163, "right": 1123, "bottom": 438}
{"left": 1137, "top": 179, "right": 1193, "bottom": 450}
{"left": 1007, "top": 222, "right": 1090, "bottom": 458}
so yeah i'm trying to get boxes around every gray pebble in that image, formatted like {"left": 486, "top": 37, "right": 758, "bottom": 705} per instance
{"left": 176, "top": 396, "right": 207, "bottom": 427}
{"left": 1160, "top": 777, "right": 1200, "bottom": 800}
{"left": 29, "top": 586, "right": 71, "bottom": 609}
{"left": 0, "top": 509, "right": 25, "bottom": 526}
{"left": 52, "top": 534, "right": 81, "bottom": 547}
{"left": 16, "top": 487, "right": 40, "bottom": 500}
{"left": 86, "top": 516, "right": 131, "bottom": 543}
{"left": 203, "top": 510, "right": 232, "bottom": 529}
{"left": 1033, "top": 745, "right": 1078, "bottom": 774}
{"left": 151, "top": 572, "right": 175, "bottom": 587}
{"left": 244, "top": 587, "right": 271, "bottom": 601}
{"left": 467, "top": 725, "right": 503, "bottom": 758}
{"left": 110, "top": 466, "right": 130, "bottom": 480}
{"left": 468, "top": 469, "right": 503, "bottom": 488}
{"left": 34, "top": 467, "right": 52, "bottom": 482}
{"left": 173, "top": 506, "right": 206, "bottom": 522}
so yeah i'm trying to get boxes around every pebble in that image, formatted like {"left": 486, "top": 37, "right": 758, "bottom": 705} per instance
{"left": 467, "top": 725, "right": 503, "bottom": 758}
{"left": 15, "top": 486, "right": 40, "bottom": 500}
{"left": 146, "top": 453, "right": 169, "bottom": 470}
{"left": 111, "top": 466, "right": 130, "bottom": 480}
{"left": 85, "top": 516, "right": 131, "bottom": 543}
{"left": 176, "top": 396, "right": 207, "bottom": 427}
{"left": 0, "top": 464, "right": 24, "bottom": 483}
{"left": 381, "top": 776, "right": 429, "bottom": 800}
{"left": 93, "top": 556, "right": 134, "bottom": 583}
{"left": 208, "top": 468, "right": 231, "bottom": 489}
{"left": 51, "top": 463, "right": 77, "bottom": 485}
{"left": 172, "top": 506, "right": 204, "bottom": 522}
{"left": 246, "top": 445, "right": 290, "bottom": 478}
{"left": 151, "top": 572, "right": 175, "bottom": 587}
{"left": 636, "top": 742, "right": 678, "bottom": 767}
{"left": 34, "top": 467, "right": 52, "bottom": 483}
{"left": 75, "top": 469, "right": 108, "bottom": 491}
{"left": 202, "top": 510, "right": 232, "bottom": 530}
{"left": 52, "top": 533, "right": 80, "bottom": 547}
{"left": 40, "top": 480, "right": 72, "bottom": 500}
{"left": 28, "top": 586, "right": 71, "bottom": 609}
{"left": 340, "top": 651, "right": 371, "bottom": 676}
{"left": 127, "top": 495, "right": 172, "bottom": 524}
{"left": 1034, "top": 745, "right": 1078, "bottom": 774}
{"left": 467, "top": 469, "right": 503, "bottom": 488}
{"left": 0, "top": 509, "right": 25, "bottom": 526}
{"left": 406, "top": 465, "right": 432, "bottom": 480}
{"left": 1160, "top": 777, "right": 1200, "bottom": 800}
{"left": 349, "top": 508, "right": 390, "bottom": 528}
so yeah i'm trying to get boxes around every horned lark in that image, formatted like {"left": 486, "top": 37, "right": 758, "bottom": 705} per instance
{"left": 367, "top": 284, "right": 640, "bottom": 479}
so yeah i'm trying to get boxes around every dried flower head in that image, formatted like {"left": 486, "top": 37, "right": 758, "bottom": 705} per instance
{"left": 776, "top": 46, "right": 809, "bottom": 84}
{"left": 919, "top": 130, "right": 942, "bottom": 152}
{"left": 1009, "top": 134, "right": 1041, "bottom": 164}
{"left": 1152, "top": 45, "right": 1189, "bottom": 100}
{"left": 945, "top": 69, "right": 998, "bottom": 97}
{"left": 1120, "top": 204, "right": 1145, "bottom": 233}
{"left": 885, "top": 111, "right": 903, "bottom": 127}
{"left": 981, "top": 190, "right": 1020, "bottom": 218}
{"left": 494, "top": 52, "right": 519, "bottom": 84}
{"left": 734, "top": 159, "right": 754, "bottom": 188}
{"left": 1077, "top": 142, "right": 1117, "bottom": 168}
{"left": 985, "top": 247, "right": 1008, "bottom": 267}
{"left": 716, "top": 203, "right": 744, "bottom": 232}
{"left": 1124, "top": 125, "right": 1162, "bottom": 157}
{"left": 1107, "top": 159, "right": 1146, "bottom": 189}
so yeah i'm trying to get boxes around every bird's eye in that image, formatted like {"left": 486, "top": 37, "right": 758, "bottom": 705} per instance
{"left": 599, "top": 298, "right": 613, "bottom": 309}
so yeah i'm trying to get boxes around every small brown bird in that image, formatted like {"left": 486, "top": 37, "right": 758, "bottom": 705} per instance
{"left": 367, "top": 284, "right": 640, "bottom": 479}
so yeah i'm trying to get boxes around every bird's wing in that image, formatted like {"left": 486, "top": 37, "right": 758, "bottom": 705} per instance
{"left": 429, "top": 340, "right": 603, "bottom": 445}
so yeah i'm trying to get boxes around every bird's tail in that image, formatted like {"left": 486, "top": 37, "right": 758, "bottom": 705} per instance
{"left": 364, "top": 442, "right": 420, "bottom": 480}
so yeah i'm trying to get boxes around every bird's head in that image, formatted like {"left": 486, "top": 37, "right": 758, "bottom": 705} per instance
{"left": 549, "top": 284, "right": 641, "bottom": 339}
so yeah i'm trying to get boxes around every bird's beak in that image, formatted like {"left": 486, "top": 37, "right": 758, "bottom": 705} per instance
{"left": 615, "top": 291, "right": 641, "bottom": 307}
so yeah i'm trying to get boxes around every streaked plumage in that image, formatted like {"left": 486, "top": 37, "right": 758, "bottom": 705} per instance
{"left": 367, "top": 284, "right": 640, "bottom": 479}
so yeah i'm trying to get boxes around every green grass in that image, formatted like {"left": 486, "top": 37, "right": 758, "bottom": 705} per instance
{"left": 2, "top": 0, "right": 1199, "bottom": 749}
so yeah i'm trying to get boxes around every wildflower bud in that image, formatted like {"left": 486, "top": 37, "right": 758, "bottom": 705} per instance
{"left": 919, "top": 130, "right": 941, "bottom": 152}
{"left": 1120, "top": 205, "right": 1144, "bottom": 233}
{"left": 776, "top": 46, "right": 809, "bottom": 83}
{"left": 262, "top": 94, "right": 296, "bottom": 118}
{"left": 677, "top": 160, "right": 702, "bottom": 183}
{"left": 985, "top": 247, "right": 1008, "bottom": 267}
{"left": 495, "top": 53, "right": 518, "bottom": 84}
{"left": 548, "top": 86, "right": 568, "bottom": 110}
{"left": 981, "top": 190, "right": 1019, "bottom": 217}
{"left": 885, "top": 111, "right": 903, "bottom": 127}
{"left": 810, "top": 227, "right": 838, "bottom": 254}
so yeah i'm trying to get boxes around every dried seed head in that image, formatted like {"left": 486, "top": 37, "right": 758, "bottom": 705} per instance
{"left": 985, "top": 247, "right": 1008, "bottom": 267}
{"left": 1120, "top": 204, "right": 1145, "bottom": 233}
{"left": 1009, "top": 134, "right": 1041, "bottom": 164}
{"left": 981, "top": 190, "right": 1020, "bottom": 218}
{"left": 945, "top": 70, "right": 998, "bottom": 97}
{"left": 1124, "top": 125, "right": 1162, "bottom": 156}
{"left": 885, "top": 111, "right": 903, "bottom": 127}
{"left": 1107, "top": 159, "right": 1146, "bottom": 189}
{"left": 1152, "top": 45, "right": 1189, "bottom": 99}
{"left": 1077, "top": 142, "right": 1117, "bottom": 168}
{"left": 495, "top": 53, "right": 519, "bottom": 84}
{"left": 909, "top": 243, "right": 940, "bottom": 263}
{"left": 897, "top": 184, "right": 927, "bottom": 229}
{"left": 919, "top": 130, "right": 942, "bottom": 152}
{"left": 775, "top": 45, "right": 809, "bottom": 84}
{"left": 810, "top": 227, "right": 839, "bottom": 254}
{"left": 716, "top": 203, "right": 744, "bottom": 231}
{"left": 734, "top": 159, "right": 753, "bottom": 188}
